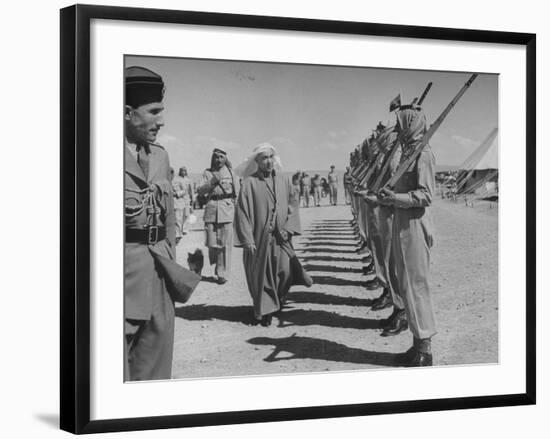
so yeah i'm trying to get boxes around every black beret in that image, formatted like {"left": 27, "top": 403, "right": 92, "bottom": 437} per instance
{"left": 125, "top": 66, "right": 165, "bottom": 108}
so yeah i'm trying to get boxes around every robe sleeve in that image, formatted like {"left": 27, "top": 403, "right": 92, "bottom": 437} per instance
{"left": 394, "top": 149, "right": 435, "bottom": 208}
{"left": 284, "top": 177, "right": 302, "bottom": 236}
{"left": 234, "top": 178, "right": 254, "bottom": 247}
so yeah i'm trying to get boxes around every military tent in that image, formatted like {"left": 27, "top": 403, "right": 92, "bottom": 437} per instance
{"left": 455, "top": 128, "right": 498, "bottom": 199}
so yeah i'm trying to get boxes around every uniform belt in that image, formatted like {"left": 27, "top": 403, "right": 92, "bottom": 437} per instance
{"left": 210, "top": 194, "right": 235, "bottom": 201}
{"left": 126, "top": 226, "right": 166, "bottom": 245}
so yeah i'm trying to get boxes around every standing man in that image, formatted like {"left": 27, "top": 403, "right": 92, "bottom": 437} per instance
{"left": 124, "top": 66, "right": 200, "bottom": 381}
{"left": 312, "top": 174, "right": 322, "bottom": 207}
{"left": 343, "top": 166, "right": 352, "bottom": 205}
{"left": 172, "top": 166, "right": 194, "bottom": 242}
{"left": 328, "top": 165, "right": 339, "bottom": 206}
{"left": 300, "top": 172, "right": 311, "bottom": 208}
{"left": 378, "top": 104, "right": 436, "bottom": 367}
{"left": 234, "top": 143, "right": 313, "bottom": 326}
{"left": 197, "top": 148, "right": 238, "bottom": 284}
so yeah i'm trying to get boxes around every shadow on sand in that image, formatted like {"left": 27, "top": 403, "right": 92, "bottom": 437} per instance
{"left": 276, "top": 308, "right": 382, "bottom": 330}
{"left": 300, "top": 255, "right": 361, "bottom": 263}
{"left": 303, "top": 235, "right": 358, "bottom": 241}
{"left": 176, "top": 303, "right": 382, "bottom": 330}
{"left": 300, "top": 241, "right": 358, "bottom": 248}
{"left": 175, "top": 304, "right": 255, "bottom": 325}
{"left": 311, "top": 275, "right": 367, "bottom": 287}
{"left": 287, "top": 290, "right": 374, "bottom": 307}
{"left": 297, "top": 247, "right": 358, "bottom": 254}
{"left": 247, "top": 334, "right": 407, "bottom": 367}
{"left": 303, "top": 264, "right": 363, "bottom": 274}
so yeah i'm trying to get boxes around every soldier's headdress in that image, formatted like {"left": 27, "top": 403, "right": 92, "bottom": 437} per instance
{"left": 125, "top": 66, "right": 165, "bottom": 108}
{"left": 209, "top": 148, "right": 232, "bottom": 170}
{"left": 395, "top": 106, "right": 427, "bottom": 150}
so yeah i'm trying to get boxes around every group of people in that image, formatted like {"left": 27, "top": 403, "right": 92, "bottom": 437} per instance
{"left": 293, "top": 166, "right": 340, "bottom": 207}
{"left": 123, "top": 64, "right": 437, "bottom": 381}
{"left": 345, "top": 110, "right": 437, "bottom": 368}
{"left": 124, "top": 66, "right": 313, "bottom": 381}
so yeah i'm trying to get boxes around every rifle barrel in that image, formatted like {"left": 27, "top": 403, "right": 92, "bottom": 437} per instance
{"left": 418, "top": 82, "right": 433, "bottom": 105}
{"left": 386, "top": 74, "right": 478, "bottom": 188}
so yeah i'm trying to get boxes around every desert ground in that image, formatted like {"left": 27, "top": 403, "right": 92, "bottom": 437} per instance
{"left": 172, "top": 190, "right": 498, "bottom": 379}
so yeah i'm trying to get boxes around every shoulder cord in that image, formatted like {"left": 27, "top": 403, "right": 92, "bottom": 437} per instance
{"left": 125, "top": 186, "right": 161, "bottom": 226}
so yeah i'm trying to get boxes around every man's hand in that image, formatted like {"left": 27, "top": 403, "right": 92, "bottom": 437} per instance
{"left": 278, "top": 229, "right": 289, "bottom": 242}
{"left": 244, "top": 243, "right": 257, "bottom": 255}
{"left": 210, "top": 174, "right": 220, "bottom": 185}
{"left": 362, "top": 193, "right": 378, "bottom": 205}
{"left": 377, "top": 187, "right": 396, "bottom": 206}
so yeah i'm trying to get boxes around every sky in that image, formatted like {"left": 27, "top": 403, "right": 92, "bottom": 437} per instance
{"left": 125, "top": 55, "right": 498, "bottom": 174}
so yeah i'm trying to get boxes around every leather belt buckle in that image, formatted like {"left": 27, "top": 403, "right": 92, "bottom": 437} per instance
{"left": 147, "top": 225, "right": 159, "bottom": 245}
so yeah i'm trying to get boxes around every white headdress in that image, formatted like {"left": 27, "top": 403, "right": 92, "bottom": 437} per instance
{"left": 234, "top": 142, "right": 283, "bottom": 178}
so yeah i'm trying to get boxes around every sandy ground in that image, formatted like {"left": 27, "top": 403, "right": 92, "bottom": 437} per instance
{"left": 172, "top": 194, "right": 498, "bottom": 379}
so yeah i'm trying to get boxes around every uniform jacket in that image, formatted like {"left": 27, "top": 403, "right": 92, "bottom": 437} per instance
{"left": 124, "top": 144, "right": 176, "bottom": 320}
{"left": 198, "top": 167, "right": 239, "bottom": 224}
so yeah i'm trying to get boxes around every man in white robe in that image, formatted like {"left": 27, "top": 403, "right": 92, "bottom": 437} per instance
{"left": 234, "top": 144, "right": 313, "bottom": 326}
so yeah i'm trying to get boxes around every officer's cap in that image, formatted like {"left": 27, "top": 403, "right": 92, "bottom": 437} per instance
{"left": 125, "top": 66, "right": 165, "bottom": 108}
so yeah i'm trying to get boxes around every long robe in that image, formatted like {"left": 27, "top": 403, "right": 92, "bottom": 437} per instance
{"left": 392, "top": 108, "right": 436, "bottom": 339}
{"left": 235, "top": 171, "right": 310, "bottom": 319}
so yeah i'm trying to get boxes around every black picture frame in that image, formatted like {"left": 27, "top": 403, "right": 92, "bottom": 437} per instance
{"left": 60, "top": 4, "right": 536, "bottom": 434}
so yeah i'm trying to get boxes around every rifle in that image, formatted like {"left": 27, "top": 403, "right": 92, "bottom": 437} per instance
{"left": 354, "top": 162, "right": 371, "bottom": 185}
{"left": 351, "top": 161, "right": 367, "bottom": 179}
{"left": 356, "top": 157, "right": 379, "bottom": 188}
{"left": 384, "top": 74, "right": 478, "bottom": 189}
{"left": 371, "top": 82, "right": 434, "bottom": 192}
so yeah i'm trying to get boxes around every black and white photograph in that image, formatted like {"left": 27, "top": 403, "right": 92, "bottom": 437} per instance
{"left": 124, "top": 55, "right": 499, "bottom": 381}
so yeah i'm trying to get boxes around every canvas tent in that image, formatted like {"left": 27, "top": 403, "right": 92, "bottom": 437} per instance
{"left": 455, "top": 128, "right": 498, "bottom": 199}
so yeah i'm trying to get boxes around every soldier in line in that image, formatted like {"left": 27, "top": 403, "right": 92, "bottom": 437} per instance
{"left": 124, "top": 66, "right": 200, "bottom": 381}
{"left": 377, "top": 104, "right": 437, "bottom": 367}
{"left": 328, "top": 165, "right": 339, "bottom": 206}
{"left": 343, "top": 166, "right": 352, "bottom": 205}
{"left": 197, "top": 148, "right": 239, "bottom": 285}
{"left": 361, "top": 124, "right": 408, "bottom": 335}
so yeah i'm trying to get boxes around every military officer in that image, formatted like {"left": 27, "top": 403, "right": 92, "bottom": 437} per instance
{"left": 124, "top": 66, "right": 199, "bottom": 381}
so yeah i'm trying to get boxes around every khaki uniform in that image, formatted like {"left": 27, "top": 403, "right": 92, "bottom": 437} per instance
{"left": 198, "top": 166, "right": 238, "bottom": 279}
{"left": 328, "top": 170, "right": 338, "bottom": 205}
{"left": 124, "top": 143, "right": 176, "bottom": 381}
{"left": 312, "top": 176, "right": 322, "bottom": 206}
{"left": 300, "top": 175, "right": 311, "bottom": 207}
{"left": 172, "top": 175, "right": 193, "bottom": 238}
